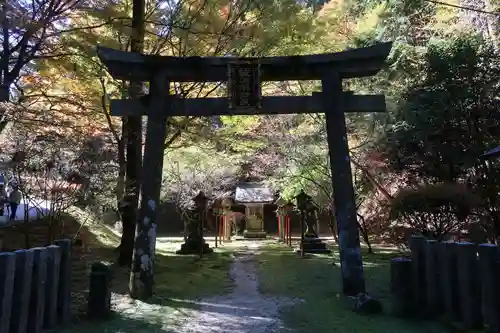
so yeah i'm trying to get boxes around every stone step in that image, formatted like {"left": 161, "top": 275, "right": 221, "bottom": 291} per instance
{"left": 302, "top": 242, "right": 328, "bottom": 250}
{"left": 303, "top": 237, "right": 324, "bottom": 244}
{"left": 306, "top": 248, "right": 332, "bottom": 254}
{"left": 295, "top": 247, "right": 332, "bottom": 254}
{"left": 243, "top": 230, "right": 267, "bottom": 239}
{"left": 176, "top": 240, "right": 213, "bottom": 255}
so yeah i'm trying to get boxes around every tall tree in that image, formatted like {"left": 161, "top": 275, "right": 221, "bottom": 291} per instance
{"left": 126, "top": 0, "right": 146, "bottom": 298}
{"left": 0, "top": 0, "right": 82, "bottom": 133}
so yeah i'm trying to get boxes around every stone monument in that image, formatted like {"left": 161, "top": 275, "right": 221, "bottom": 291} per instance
{"left": 295, "top": 190, "right": 331, "bottom": 254}
{"left": 176, "top": 191, "right": 213, "bottom": 255}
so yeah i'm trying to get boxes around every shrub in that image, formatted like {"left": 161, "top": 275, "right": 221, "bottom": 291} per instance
{"left": 390, "top": 183, "right": 480, "bottom": 241}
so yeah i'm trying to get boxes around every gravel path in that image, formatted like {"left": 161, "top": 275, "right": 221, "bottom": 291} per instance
{"left": 177, "top": 242, "right": 298, "bottom": 333}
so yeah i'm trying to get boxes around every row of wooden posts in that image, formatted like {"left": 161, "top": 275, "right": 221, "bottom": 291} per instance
{"left": 391, "top": 236, "right": 500, "bottom": 331}
{"left": 278, "top": 214, "right": 292, "bottom": 246}
{"left": 0, "top": 239, "right": 72, "bottom": 333}
{"left": 214, "top": 209, "right": 231, "bottom": 247}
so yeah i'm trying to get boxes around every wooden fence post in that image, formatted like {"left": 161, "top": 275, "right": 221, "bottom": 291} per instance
{"left": 10, "top": 249, "right": 34, "bottom": 333}
{"left": 410, "top": 235, "right": 427, "bottom": 317}
{"left": 54, "top": 239, "right": 72, "bottom": 325}
{"left": 43, "top": 245, "right": 61, "bottom": 329}
{"left": 440, "top": 241, "right": 461, "bottom": 321}
{"left": 28, "top": 247, "right": 48, "bottom": 333}
{"left": 425, "top": 240, "right": 443, "bottom": 316}
{"left": 0, "top": 252, "right": 15, "bottom": 333}
{"left": 478, "top": 243, "right": 500, "bottom": 333}
{"left": 456, "top": 242, "right": 482, "bottom": 329}
{"left": 390, "top": 257, "right": 413, "bottom": 317}
{"left": 88, "top": 262, "right": 112, "bottom": 320}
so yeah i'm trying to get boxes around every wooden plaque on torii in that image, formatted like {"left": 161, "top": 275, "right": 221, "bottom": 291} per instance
{"left": 227, "top": 58, "right": 261, "bottom": 110}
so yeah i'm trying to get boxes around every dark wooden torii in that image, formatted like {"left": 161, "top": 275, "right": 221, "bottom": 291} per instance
{"left": 97, "top": 42, "right": 392, "bottom": 300}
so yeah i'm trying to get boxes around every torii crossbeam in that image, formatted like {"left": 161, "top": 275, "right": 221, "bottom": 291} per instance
{"left": 97, "top": 42, "right": 393, "bottom": 301}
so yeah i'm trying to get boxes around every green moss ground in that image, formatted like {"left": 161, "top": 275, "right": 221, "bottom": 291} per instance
{"left": 54, "top": 239, "right": 234, "bottom": 333}
{"left": 257, "top": 243, "right": 449, "bottom": 333}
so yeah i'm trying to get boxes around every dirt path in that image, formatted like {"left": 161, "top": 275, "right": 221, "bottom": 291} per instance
{"left": 176, "top": 242, "right": 298, "bottom": 333}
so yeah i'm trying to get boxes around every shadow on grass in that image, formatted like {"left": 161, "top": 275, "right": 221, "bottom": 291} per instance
{"left": 152, "top": 248, "right": 234, "bottom": 301}
{"left": 55, "top": 312, "right": 174, "bottom": 333}
{"left": 257, "top": 243, "right": 447, "bottom": 333}
{"left": 151, "top": 296, "right": 280, "bottom": 318}
{"left": 61, "top": 242, "right": 236, "bottom": 333}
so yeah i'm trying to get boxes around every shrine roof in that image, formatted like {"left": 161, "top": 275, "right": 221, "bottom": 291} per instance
{"left": 235, "top": 183, "right": 274, "bottom": 203}
{"left": 96, "top": 42, "right": 392, "bottom": 82}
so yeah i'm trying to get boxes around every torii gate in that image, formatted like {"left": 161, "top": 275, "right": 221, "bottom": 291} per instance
{"left": 97, "top": 42, "right": 392, "bottom": 300}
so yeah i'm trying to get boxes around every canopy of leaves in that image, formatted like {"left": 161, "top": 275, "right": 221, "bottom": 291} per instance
{"left": 1, "top": 0, "right": 499, "bottom": 246}
{"left": 380, "top": 35, "right": 500, "bottom": 183}
{"left": 390, "top": 183, "right": 480, "bottom": 220}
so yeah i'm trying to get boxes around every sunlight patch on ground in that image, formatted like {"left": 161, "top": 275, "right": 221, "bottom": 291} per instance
{"left": 248, "top": 243, "right": 262, "bottom": 249}
{"left": 363, "top": 261, "right": 382, "bottom": 268}
{"left": 114, "top": 295, "right": 196, "bottom": 329}
{"left": 57, "top": 241, "right": 236, "bottom": 333}
{"left": 66, "top": 206, "right": 121, "bottom": 247}
{"left": 57, "top": 294, "right": 196, "bottom": 333}
{"left": 165, "top": 297, "right": 257, "bottom": 311}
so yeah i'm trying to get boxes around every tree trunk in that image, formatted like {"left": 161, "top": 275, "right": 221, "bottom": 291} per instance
{"left": 358, "top": 224, "right": 373, "bottom": 254}
{"left": 118, "top": 117, "right": 143, "bottom": 267}
{"left": 357, "top": 213, "right": 373, "bottom": 254}
{"left": 117, "top": 118, "right": 137, "bottom": 266}
{"left": 327, "top": 209, "right": 339, "bottom": 243}
{"left": 116, "top": 0, "right": 146, "bottom": 268}
{"left": 351, "top": 159, "right": 393, "bottom": 202}
{"left": 1, "top": 0, "right": 12, "bottom": 134}
{"left": 129, "top": 73, "right": 169, "bottom": 299}
{"left": 127, "top": 0, "right": 152, "bottom": 299}
{"left": 0, "top": 84, "right": 10, "bottom": 133}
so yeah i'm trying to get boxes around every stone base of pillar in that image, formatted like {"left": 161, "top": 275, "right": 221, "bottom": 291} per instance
{"left": 176, "top": 238, "right": 214, "bottom": 255}
{"left": 243, "top": 230, "right": 267, "bottom": 239}
{"left": 296, "top": 236, "right": 331, "bottom": 254}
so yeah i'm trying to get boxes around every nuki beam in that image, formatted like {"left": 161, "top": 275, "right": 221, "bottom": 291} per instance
{"left": 109, "top": 92, "right": 386, "bottom": 117}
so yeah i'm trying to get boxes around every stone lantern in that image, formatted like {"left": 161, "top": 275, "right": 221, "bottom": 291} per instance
{"left": 295, "top": 190, "right": 309, "bottom": 255}
{"left": 275, "top": 197, "right": 287, "bottom": 241}
{"left": 284, "top": 200, "right": 295, "bottom": 245}
{"left": 176, "top": 191, "right": 214, "bottom": 255}
{"left": 294, "top": 190, "right": 330, "bottom": 254}
{"left": 305, "top": 200, "right": 319, "bottom": 238}
{"left": 221, "top": 197, "right": 233, "bottom": 241}
{"left": 295, "top": 190, "right": 310, "bottom": 212}
{"left": 222, "top": 197, "right": 232, "bottom": 211}
{"left": 212, "top": 199, "right": 223, "bottom": 247}
{"left": 284, "top": 201, "right": 295, "bottom": 214}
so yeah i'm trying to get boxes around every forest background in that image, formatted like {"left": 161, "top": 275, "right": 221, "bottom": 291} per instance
{"left": 0, "top": 0, "right": 499, "bottom": 263}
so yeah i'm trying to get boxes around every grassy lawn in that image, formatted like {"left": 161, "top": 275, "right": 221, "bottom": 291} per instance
{"left": 257, "top": 243, "right": 449, "bottom": 333}
{"left": 55, "top": 237, "right": 234, "bottom": 333}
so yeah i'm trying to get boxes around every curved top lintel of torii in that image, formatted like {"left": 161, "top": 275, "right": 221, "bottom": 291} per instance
{"left": 96, "top": 42, "right": 393, "bottom": 83}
